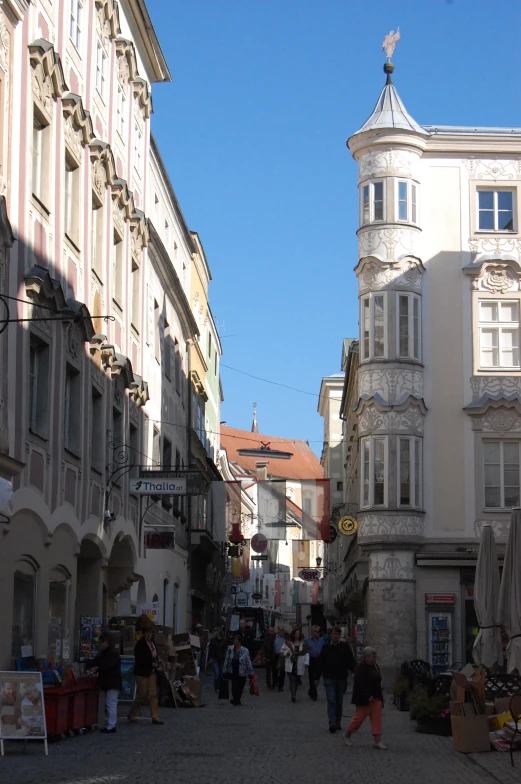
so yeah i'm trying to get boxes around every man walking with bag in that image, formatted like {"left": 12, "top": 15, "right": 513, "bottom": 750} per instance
{"left": 315, "top": 626, "right": 355, "bottom": 733}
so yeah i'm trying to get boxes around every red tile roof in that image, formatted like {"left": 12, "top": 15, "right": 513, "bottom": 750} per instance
{"left": 221, "top": 425, "right": 324, "bottom": 481}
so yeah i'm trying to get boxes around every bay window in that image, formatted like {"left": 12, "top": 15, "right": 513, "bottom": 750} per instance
{"left": 396, "top": 180, "right": 419, "bottom": 224}
{"left": 360, "top": 436, "right": 388, "bottom": 508}
{"left": 398, "top": 436, "right": 422, "bottom": 508}
{"left": 360, "top": 180, "right": 385, "bottom": 225}
{"left": 484, "top": 440, "right": 520, "bottom": 509}
{"left": 479, "top": 300, "right": 520, "bottom": 369}
{"left": 361, "top": 293, "right": 386, "bottom": 361}
{"left": 397, "top": 293, "right": 421, "bottom": 361}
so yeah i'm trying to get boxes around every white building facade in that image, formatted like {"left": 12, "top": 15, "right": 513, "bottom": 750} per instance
{"left": 333, "top": 59, "right": 521, "bottom": 674}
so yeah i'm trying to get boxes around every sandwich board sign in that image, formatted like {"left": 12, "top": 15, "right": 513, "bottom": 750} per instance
{"left": 0, "top": 672, "right": 48, "bottom": 755}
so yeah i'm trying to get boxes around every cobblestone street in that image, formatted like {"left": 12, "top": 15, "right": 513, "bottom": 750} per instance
{"left": 1, "top": 673, "right": 518, "bottom": 784}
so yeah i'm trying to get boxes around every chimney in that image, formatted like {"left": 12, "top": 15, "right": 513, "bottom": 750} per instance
{"left": 255, "top": 461, "right": 268, "bottom": 481}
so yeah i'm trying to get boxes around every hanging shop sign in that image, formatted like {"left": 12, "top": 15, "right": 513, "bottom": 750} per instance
{"left": 251, "top": 554, "right": 268, "bottom": 561}
{"left": 252, "top": 593, "right": 262, "bottom": 601}
{"left": 130, "top": 478, "right": 187, "bottom": 495}
{"left": 0, "top": 672, "right": 48, "bottom": 755}
{"left": 425, "top": 593, "right": 455, "bottom": 606}
{"left": 338, "top": 516, "right": 358, "bottom": 536}
{"left": 251, "top": 533, "right": 268, "bottom": 553}
{"left": 138, "top": 470, "right": 203, "bottom": 495}
{"left": 145, "top": 532, "right": 175, "bottom": 549}
{"left": 235, "top": 592, "right": 248, "bottom": 608}
{"left": 232, "top": 576, "right": 244, "bottom": 583}
{"left": 298, "top": 568, "right": 321, "bottom": 581}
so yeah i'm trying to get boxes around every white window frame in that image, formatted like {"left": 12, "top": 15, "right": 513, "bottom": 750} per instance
{"left": 360, "top": 292, "right": 387, "bottom": 362}
{"left": 112, "top": 233, "right": 123, "bottom": 307}
{"left": 397, "top": 292, "right": 421, "bottom": 361}
{"left": 70, "top": 0, "right": 83, "bottom": 51}
{"left": 116, "top": 84, "right": 126, "bottom": 140}
{"left": 477, "top": 188, "right": 515, "bottom": 233}
{"left": 360, "top": 180, "right": 386, "bottom": 225}
{"left": 95, "top": 40, "right": 107, "bottom": 100}
{"left": 360, "top": 435, "right": 388, "bottom": 509}
{"left": 64, "top": 158, "right": 80, "bottom": 247}
{"left": 397, "top": 436, "right": 423, "bottom": 509}
{"left": 396, "top": 179, "right": 419, "bottom": 224}
{"left": 134, "top": 122, "right": 142, "bottom": 176}
{"left": 478, "top": 299, "right": 520, "bottom": 370}
{"left": 484, "top": 440, "right": 520, "bottom": 509}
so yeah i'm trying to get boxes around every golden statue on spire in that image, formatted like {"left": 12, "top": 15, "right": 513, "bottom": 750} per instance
{"left": 382, "top": 27, "right": 400, "bottom": 61}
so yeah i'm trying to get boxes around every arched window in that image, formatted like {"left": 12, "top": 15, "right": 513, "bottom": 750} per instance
{"left": 48, "top": 566, "right": 71, "bottom": 662}
{"left": 173, "top": 583, "right": 180, "bottom": 634}
{"left": 163, "top": 579, "right": 170, "bottom": 626}
{"left": 12, "top": 557, "right": 38, "bottom": 660}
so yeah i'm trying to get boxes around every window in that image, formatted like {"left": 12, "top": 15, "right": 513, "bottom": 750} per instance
{"left": 131, "top": 260, "right": 140, "bottom": 330}
{"left": 70, "top": 0, "right": 83, "bottom": 50}
{"left": 398, "top": 293, "right": 421, "bottom": 361}
{"left": 129, "top": 423, "right": 139, "bottom": 482}
{"left": 174, "top": 339, "right": 181, "bottom": 394}
{"left": 479, "top": 300, "right": 520, "bottom": 369}
{"left": 360, "top": 180, "right": 385, "bottom": 225}
{"left": 29, "top": 334, "right": 50, "bottom": 438}
{"left": 91, "top": 387, "right": 103, "bottom": 472}
{"left": 360, "top": 293, "right": 386, "bottom": 361}
{"left": 398, "top": 436, "right": 422, "bottom": 508}
{"left": 91, "top": 199, "right": 103, "bottom": 279}
{"left": 336, "top": 481, "right": 343, "bottom": 492}
{"left": 12, "top": 559, "right": 37, "bottom": 658}
{"left": 478, "top": 190, "right": 514, "bottom": 232}
{"left": 64, "top": 158, "right": 80, "bottom": 247}
{"left": 396, "top": 180, "right": 419, "bottom": 224}
{"left": 360, "top": 436, "right": 388, "bottom": 508}
{"left": 116, "top": 84, "right": 126, "bottom": 139}
{"left": 64, "top": 364, "right": 81, "bottom": 455}
{"left": 112, "top": 233, "right": 123, "bottom": 307}
{"left": 154, "top": 300, "right": 161, "bottom": 363}
{"left": 32, "top": 112, "right": 50, "bottom": 207}
{"left": 164, "top": 321, "right": 171, "bottom": 380}
{"left": 48, "top": 567, "right": 70, "bottom": 662}
{"left": 134, "top": 122, "right": 142, "bottom": 174}
{"left": 152, "top": 426, "right": 160, "bottom": 466}
{"left": 164, "top": 219, "right": 169, "bottom": 249}
{"left": 208, "top": 332, "right": 212, "bottom": 358}
{"left": 113, "top": 407, "right": 123, "bottom": 449}
{"left": 214, "top": 349, "right": 218, "bottom": 377}
{"left": 95, "top": 40, "right": 107, "bottom": 100}
{"left": 484, "top": 441, "right": 520, "bottom": 508}
{"left": 162, "top": 437, "right": 172, "bottom": 509}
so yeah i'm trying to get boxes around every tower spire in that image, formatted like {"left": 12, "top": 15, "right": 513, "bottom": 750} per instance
{"left": 251, "top": 402, "right": 258, "bottom": 433}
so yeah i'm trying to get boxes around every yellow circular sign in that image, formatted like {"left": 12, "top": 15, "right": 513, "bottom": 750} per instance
{"left": 338, "top": 516, "right": 358, "bottom": 536}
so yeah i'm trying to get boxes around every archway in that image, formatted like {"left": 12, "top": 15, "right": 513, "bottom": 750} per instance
{"left": 75, "top": 537, "right": 104, "bottom": 635}
{"left": 106, "top": 535, "right": 137, "bottom": 617}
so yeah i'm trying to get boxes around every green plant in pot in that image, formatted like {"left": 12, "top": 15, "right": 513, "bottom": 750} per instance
{"left": 410, "top": 688, "right": 451, "bottom": 736}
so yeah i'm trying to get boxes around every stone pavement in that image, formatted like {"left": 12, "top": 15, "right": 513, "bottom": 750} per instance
{"left": 1, "top": 672, "right": 519, "bottom": 784}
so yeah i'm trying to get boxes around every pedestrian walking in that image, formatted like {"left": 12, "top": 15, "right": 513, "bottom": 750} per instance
{"left": 90, "top": 632, "right": 122, "bottom": 734}
{"left": 315, "top": 626, "right": 355, "bottom": 733}
{"left": 273, "top": 625, "right": 287, "bottom": 691}
{"left": 223, "top": 634, "right": 254, "bottom": 706}
{"left": 261, "top": 627, "right": 276, "bottom": 689}
{"left": 281, "top": 629, "right": 309, "bottom": 703}
{"left": 304, "top": 625, "right": 324, "bottom": 701}
{"left": 127, "top": 627, "right": 164, "bottom": 725}
{"left": 344, "top": 647, "right": 386, "bottom": 750}
{"left": 208, "top": 626, "right": 227, "bottom": 694}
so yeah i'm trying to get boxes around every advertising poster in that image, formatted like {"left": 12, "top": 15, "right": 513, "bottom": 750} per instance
{"left": 137, "top": 603, "right": 159, "bottom": 624}
{"left": 0, "top": 672, "right": 47, "bottom": 740}
{"left": 119, "top": 656, "right": 136, "bottom": 702}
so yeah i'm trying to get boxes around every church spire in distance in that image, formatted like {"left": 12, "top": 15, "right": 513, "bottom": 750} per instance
{"left": 251, "top": 402, "right": 258, "bottom": 433}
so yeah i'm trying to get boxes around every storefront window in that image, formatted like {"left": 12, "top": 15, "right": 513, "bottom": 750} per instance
{"left": 12, "top": 559, "right": 37, "bottom": 659}
{"left": 48, "top": 567, "right": 70, "bottom": 661}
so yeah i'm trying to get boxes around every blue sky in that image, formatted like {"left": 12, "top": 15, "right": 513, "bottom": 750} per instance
{"left": 146, "top": 0, "right": 520, "bottom": 454}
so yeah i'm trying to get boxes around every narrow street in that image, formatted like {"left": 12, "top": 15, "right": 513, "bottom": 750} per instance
{"left": 1, "top": 673, "right": 517, "bottom": 784}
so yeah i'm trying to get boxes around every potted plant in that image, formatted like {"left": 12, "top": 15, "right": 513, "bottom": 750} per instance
{"left": 409, "top": 689, "right": 452, "bottom": 736}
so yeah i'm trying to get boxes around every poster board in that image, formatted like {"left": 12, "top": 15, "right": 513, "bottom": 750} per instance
{"left": 120, "top": 656, "right": 136, "bottom": 702}
{"left": 0, "top": 672, "right": 48, "bottom": 755}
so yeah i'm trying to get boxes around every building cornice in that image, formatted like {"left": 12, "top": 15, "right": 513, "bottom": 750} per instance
{"left": 424, "top": 136, "right": 521, "bottom": 155}
{"left": 2, "top": 0, "right": 29, "bottom": 22}
{"left": 120, "top": 0, "right": 171, "bottom": 83}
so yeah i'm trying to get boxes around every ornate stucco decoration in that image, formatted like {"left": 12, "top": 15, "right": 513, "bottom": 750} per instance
{"left": 115, "top": 38, "right": 138, "bottom": 88}
{"left": 358, "top": 148, "right": 420, "bottom": 183}
{"left": 464, "top": 157, "right": 521, "bottom": 182}
{"left": 0, "top": 7, "right": 10, "bottom": 197}
{"left": 358, "top": 367, "right": 423, "bottom": 404}
{"left": 474, "top": 519, "right": 510, "bottom": 541}
{"left": 62, "top": 93, "right": 95, "bottom": 165}
{"left": 464, "top": 396, "right": 521, "bottom": 433}
{"left": 468, "top": 237, "right": 521, "bottom": 258}
{"left": 356, "top": 254, "right": 424, "bottom": 294}
{"left": 29, "top": 39, "right": 67, "bottom": 120}
{"left": 129, "top": 374, "right": 150, "bottom": 407}
{"left": 369, "top": 550, "right": 415, "bottom": 580}
{"left": 358, "top": 226, "right": 419, "bottom": 262}
{"left": 90, "top": 141, "right": 117, "bottom": 204}
{"left": 133, "top": 77, "right": 152, "bottom": 121}
{"left": 25, "top": 268, "right": 94, "bottom": 343}
{"left": 464, "top": 255, "right": 521, "bottom": 292}
{"left": 95, "top": 0, "right": 121, "bottom": 48}
{"left": 470, "top": 375, "right": 521, "bottom": 402}
{"left": 129, "top": 211, "right": 149, "bottom": 259}
{"left": 357, "top": 513, "right": 424, "bottom": 539}
{"left": 356, "top": 395, "right": 427, "bottom": 436}
{"left": 111, "top": 179, "right": 135, "bottom": 237}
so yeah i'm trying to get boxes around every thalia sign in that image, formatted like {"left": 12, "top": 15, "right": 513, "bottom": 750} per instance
{"left": 130, "top": 478, "right": 187, "bottom": 495}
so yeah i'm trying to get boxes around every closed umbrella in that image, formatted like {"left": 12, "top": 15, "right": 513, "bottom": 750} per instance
{"left": 472, "top": 524, "right": 503, "bottom": 669}
{"left": 498, "top": 508, "right": 521, "bottom": 673}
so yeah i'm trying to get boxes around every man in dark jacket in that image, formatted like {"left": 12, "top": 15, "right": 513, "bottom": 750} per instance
{"left": 92, "top": 632, "right": 122, "bottom": 733}
{"left": 127, "top": 627, "right": 164, "bottom": 725}
{"left": 208, "top": 627, "right": 227, "bottom": 693}
{"left": 315, "top": 626, "right": 356, "bottom": 733}
{"left": 261, "top": 627, "right": 276, "bottom": 689}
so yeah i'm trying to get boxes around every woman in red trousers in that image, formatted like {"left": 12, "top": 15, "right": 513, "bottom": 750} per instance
{"left": 344, "top": 647, "right": 386, "bottom": 750}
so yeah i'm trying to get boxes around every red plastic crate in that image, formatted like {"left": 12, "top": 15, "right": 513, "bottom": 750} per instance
{"left": 69, "top": 691, "right": 87, "bottom": 731}
{"left": 44, "top": 693, "right": 70, "bottom": 736}
{"left": 84, "top": 689, "right": 99, "bottom": 727}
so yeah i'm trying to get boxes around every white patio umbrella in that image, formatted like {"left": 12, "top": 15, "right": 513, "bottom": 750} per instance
{"left": 472, "top": 524, "right": 503, "bottom": 669}
{"left": 498, "top": 508, "right": 521, "bottom": 673}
